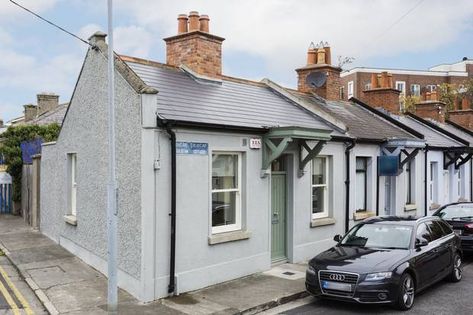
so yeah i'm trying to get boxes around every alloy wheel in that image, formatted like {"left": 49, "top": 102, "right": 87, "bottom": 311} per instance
{"left": 454, "top": 255, "right": 462, "bottom": 280}
{"left": 402, "top": 274, "right": 415, "bottom": 308}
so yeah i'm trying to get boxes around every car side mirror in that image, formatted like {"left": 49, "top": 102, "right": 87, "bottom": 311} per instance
{"left": 333, "top": 234, "right": 342, "bottom": 242}
{"left": 415, "top": 238, "right": 428, "bottom": 247}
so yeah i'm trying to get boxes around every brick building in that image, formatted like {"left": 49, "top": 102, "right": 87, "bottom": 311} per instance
{"left": 340, "top": 59, "right": 473, "bottom": 105}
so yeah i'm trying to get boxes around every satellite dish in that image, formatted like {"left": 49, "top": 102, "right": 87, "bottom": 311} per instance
{"left": 306, "top": 71, "right": 327, "bottom": 88}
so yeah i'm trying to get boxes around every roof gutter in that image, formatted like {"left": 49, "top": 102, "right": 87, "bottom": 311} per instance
{"left": 350, "top": 98, "right": 425, "bottom": 139}
{"left": 158, "top": 118, "right": 268, "bottom": 135}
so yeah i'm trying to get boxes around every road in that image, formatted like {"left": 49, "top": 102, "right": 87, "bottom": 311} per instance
{"left": 263, "top": 255, "right": 473, "bottom": 315}
{"left": 0, "top": 249, "right": 46, "bottom": 315}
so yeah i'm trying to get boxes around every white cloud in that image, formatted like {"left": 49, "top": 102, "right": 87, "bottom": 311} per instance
{"left": 114, "top": 25, "right": 153, "bottom": 58}
{"left": 78, "top": 23, "right": 104, "bottom": 42}
{"left": 0, "top": 0, "right": 58, "bottom": 19}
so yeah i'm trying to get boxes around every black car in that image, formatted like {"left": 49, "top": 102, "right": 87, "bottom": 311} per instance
{"left": 433, "top": 202, "right": 473, "bottom": 252}
{"left": 306, "top": 216, "right": 462, "bottom": 310}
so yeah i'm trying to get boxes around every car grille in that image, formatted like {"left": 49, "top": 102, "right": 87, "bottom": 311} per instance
{"left": 318, "top": 271, "right": 359, "bottom": 297}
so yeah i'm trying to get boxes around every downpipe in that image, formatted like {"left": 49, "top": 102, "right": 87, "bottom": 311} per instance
{"left": 424, "top": 145, "right": 429, "bottom": 216}
{"left": 345, "top": 140, "right": 356, "bottom": 233}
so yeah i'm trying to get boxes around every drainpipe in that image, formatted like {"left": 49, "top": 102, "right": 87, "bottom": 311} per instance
{"left": 158, "top": 118, "right": 177, "bottom": 295}
{"left": 376, "top": 157, "right": 379, "bottom": 216}
{"left": 345, "top": 140, "right": 356, "bottom": 233}
{"left": 470, "top": 159, "right": 472, "bottom": 202}
{"left": 424, "top": 145, "right": 429, "bottom": 216}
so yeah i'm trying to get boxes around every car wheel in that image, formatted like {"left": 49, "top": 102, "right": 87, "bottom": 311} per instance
{"left": 448, "top": 253, "right": 462, "bottom": 282}
{"left": 395, "top": 273, "right": 415, "bottom": 310}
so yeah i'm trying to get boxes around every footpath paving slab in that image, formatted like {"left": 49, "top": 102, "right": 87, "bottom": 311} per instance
{"left": 1, "top": 214, "right": 309, "bottom": 315}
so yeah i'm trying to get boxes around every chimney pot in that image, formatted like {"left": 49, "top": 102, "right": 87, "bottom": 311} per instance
{"left": 370, "top": 73, "right": 378, "bottom": 89}
{"left": 188, "top": 11, "right": 200, "bottom": 32}
{"left": 88, "top": 31, "right": 107, "bottom": 48}
{"left": 307, "top": 45, "right": 317, "bottom": 65}
{"left": 387, "top": 73, "right": 393, "bottom": 88}
{"left": 199, "top": 14, "right": 210, "bottom": 32}
{"left": 177, "top": 14, "right": 188, "bottom": 34}
{"left": 380, "top": 71, "right": 389, "bottom": 88}
{"left": 323, "top": 45, "right": 331, "bottom": 65}
{"left": 316, "top": 48, "right": 326, "bottom": 64}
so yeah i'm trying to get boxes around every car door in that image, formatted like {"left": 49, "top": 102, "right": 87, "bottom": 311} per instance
{"left": 413, "top": 222, "right": 438, "bottom": 289}
{"left": 429, "top": 220, "right": 454, "bottom": 275}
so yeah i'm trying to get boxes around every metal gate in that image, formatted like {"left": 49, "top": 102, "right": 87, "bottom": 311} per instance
{"left": 0, "top": 172, "right": 13, "bottom": 214}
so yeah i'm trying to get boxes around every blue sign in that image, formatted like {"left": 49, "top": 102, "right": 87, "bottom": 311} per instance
{"left": 378, "top": 155, "right": 400, "bottom": 176}
{"left": 176, "top": 142, "right": 208, "bottom": 155}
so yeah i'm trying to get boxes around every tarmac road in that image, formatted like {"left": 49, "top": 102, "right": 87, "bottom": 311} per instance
{"left": 263, "top": 254, "right": 473, "bottom": 315}
{"left": 0, "top": 250, "right": 46, "bottom": 315}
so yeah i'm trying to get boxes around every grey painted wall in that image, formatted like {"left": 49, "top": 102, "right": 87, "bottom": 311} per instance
{"left": 40, "top": 48, "right": 142, "bottom": 280}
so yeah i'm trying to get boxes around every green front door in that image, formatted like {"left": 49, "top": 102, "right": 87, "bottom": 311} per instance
{"left": 271, "top": 172, "right": 287, "bottom": 262}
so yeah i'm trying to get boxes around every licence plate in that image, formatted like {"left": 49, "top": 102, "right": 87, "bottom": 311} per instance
{"left": 454, "top": 229, "right": 463, "bottom": 235}
{"left": 321, "top": 280, "right": 352, "bottom": 292}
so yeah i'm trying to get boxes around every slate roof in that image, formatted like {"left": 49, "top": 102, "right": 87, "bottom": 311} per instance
{"left": 288, "top": 92, "right": 417, "bottom": 141}
{"left": 393, "top": 115, "right": 464, "bottom": 147}
{"left": 426, "top": 119, "right": 473, "bottom": 146}
{"left": 126, "top": 60, "right": 339, "bottom": 132}
{"left": 30, "top": 103, "right": 68, "bottom": 126}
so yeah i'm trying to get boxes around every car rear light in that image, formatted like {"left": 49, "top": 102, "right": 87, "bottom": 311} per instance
{"left": 464, "top": 223, "right": 473, "bottom": 232}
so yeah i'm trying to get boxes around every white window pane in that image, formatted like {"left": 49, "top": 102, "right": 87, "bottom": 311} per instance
{"left": 356, "top": 172, "right": 366, "bottom": 210}
{"left": 212, "top": 191, "right": 236, "bottom": 227}
{"left": 356, "top": 157, "right": 367, "bottom": 171}
{"left": 212, "top": 154, "right": 238, "bottom": 190}
{"left": 312, "top": 186, "right": 326, "bottom": 214}
{"left": 312, "top": 157, "right": 326, "bottom": 185}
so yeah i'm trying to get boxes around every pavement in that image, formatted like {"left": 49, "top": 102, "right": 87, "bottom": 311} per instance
{"left": 0, "top": 214, "right": 308, "bottom": 315}
{"left": 262, "top": 255, "right": 473, "bottom": 315}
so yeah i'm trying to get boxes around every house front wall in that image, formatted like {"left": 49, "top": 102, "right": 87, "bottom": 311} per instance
{"left": 40, "top": 48, "right": 144, "bottom": 297}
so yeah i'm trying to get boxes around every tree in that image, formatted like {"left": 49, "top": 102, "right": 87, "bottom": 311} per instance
{"left": 401, "top": 95, "right": 421, "bottom": 113}
{"left": 0, "top": 124, "right": 60, "bottom": 202}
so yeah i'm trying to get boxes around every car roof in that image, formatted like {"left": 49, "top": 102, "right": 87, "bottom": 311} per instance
{"left": 362, "top": 215, "right": 441, "bottom": 226}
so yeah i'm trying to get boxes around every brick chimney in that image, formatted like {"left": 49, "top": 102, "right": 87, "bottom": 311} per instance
{"left": 296, "top": 42, "right": 341, "bottom": 100}
{"left": 360, "top": 71, "right": 401, "bottom": 114}
{"left": 415, "top": 91, "right": 446, "bottom": 123}
{"left": 37, "top": 93, "right": 59, "bottom": 115}
{"left": 23, "top": 104, "right": 37, "bottom": 122}
{"left": 164, "top": 11, "right": 225, "bottom": 79}
{"left": 449, "top": 96, "right": 473, "bottom": 130}
{"left": 0, "top": 118, "right": 4, "bottom": 128}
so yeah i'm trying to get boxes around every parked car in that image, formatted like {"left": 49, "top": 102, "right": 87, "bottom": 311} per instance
{"left": 305, "top": 216, "right": 462, "bottom": 310}
{"left": 433, "top": 202, "right": 473, "bottom": 252}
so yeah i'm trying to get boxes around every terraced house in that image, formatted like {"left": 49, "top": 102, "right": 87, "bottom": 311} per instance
{"left": 38, "top": 11, "right": 473, "bottom": 302}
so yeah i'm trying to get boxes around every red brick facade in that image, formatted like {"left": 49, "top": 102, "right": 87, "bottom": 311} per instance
{"left": 164, "top": 12, "right": 225, "bottom": 79}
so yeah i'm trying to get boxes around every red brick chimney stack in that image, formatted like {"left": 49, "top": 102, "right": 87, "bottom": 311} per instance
{"left": 360, "top": 71, "right": 401, "bottom": 114}
{"left": 415, "top": 91, "right": 446, "bottom": 123}
{"left": 164, "top": 11, "right": 225, "bottom": 79}
{"left": 296, "top": 41, "right": 342, "bottom": 101}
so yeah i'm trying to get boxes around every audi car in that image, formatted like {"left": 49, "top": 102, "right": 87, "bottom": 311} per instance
{"left": 305, "top": 216, "right": 462, "bottom": 310}
{"left": 433, "top": 202, "right": 473, "bottom": 252}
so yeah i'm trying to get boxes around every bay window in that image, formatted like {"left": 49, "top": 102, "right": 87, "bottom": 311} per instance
{"left": 211, "top": 152, "right": 241, "bottom": 234}
{"left": 312, "top": 156, "right": 329, "bottom": 219}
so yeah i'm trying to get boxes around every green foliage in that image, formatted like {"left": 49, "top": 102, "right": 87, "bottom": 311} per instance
{"left": 401, "top": 95, "right": 420, "bottom": 113}
{"left": 0, "top": 124, "right": 60, "bottom": 201}
{"left": 438, "top": 83, "right": 457, "bottom": 110}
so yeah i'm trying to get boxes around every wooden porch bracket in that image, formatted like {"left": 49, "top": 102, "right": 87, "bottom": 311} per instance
{"left": 261, "top": 136, "right": 293, "bottom": 177}
{"left": 399, "top": 148, "right": 420, "bottom": 168}
{"left": 298, "top": 140, "right": 326, "bottom": 177}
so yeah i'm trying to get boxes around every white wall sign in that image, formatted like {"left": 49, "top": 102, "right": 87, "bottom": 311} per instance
{"left": 249, "top": 138, "right": 262, "bottom": 149}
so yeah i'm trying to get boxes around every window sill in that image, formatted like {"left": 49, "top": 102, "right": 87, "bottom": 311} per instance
{"left": 64, "top": 215, "right": 77, "bottom": 226}
{"left": 429, "top": 203, "right": 441, "bottom": 211}
{"left": 353, "top": 211, "right": 376, "bottom": 221}
{"left": 208, "top": 230, "right": 251, "bottom": 245}
{"left": 404, "top": 204, "right": 417, "bottom": 212}
{"left": 311, "top": 217, "right": 336, "bottom": 228}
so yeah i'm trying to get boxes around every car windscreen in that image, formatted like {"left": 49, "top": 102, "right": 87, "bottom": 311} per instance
{"left": 340, "top": 224, "right": 413, "bottom": 249}
{"left": 437, "top": 205, "right": 473, "bottom": 221}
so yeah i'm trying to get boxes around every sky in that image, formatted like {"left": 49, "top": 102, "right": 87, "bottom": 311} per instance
{"left": 1, "top": 0, "right": 473, "bottom": 122}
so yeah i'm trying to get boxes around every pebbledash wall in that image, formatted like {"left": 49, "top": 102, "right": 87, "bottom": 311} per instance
{"left": 40, "top": 48, "right": 144, "bottom": 297}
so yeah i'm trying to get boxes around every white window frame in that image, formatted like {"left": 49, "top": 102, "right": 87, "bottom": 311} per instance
{"left": 364, "top": 82, "right": 372, "bottom": 91}
{"left": 355, "top": 157, "right": 369, "bottom": 211}
{"left": 429, "top": 162, "right": 438, "bottom": 205}
{"left": 312, "top": 156, "right": 329, "bottom": 219}
{"left": 410, "top": 84, "right": 421, "bottom": 97}
{"left": 457, "top": 167, "right": 462, "bottom": 199}
{"left": 211, "top": 152, "right": 242, "bottom": 234}
{"left": 426, "top": 85, "right": 437, "bottom": 92}
{"left": 68, "top": 153, "right": 77, "bottom": 217}
{"left": 406, "top": 159, "right": 415, "bottom": 205}
{"left": 396, "top": 81, "right": 406, "bottom": 96}
{"left": 347, "top": 81, "right": 354, "bottom": 99}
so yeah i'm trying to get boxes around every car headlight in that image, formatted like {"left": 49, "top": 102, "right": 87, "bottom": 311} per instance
{"left": 365, "top": 272, "right": 392, "bottom": 281}
{"left": 307, "top": 265, "right": 316, "bottom": 275}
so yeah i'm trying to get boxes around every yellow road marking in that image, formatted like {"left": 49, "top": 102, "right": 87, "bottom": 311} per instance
{"left": 0, "top": 265, "right": 34, "bottom": 315}
{"left": 0, "top": 275, "right": 20, "bottom": 315}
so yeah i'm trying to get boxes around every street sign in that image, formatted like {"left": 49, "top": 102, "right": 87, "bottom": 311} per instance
{"left": 176, "top": 142, "right": 208, "bottom": 155}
